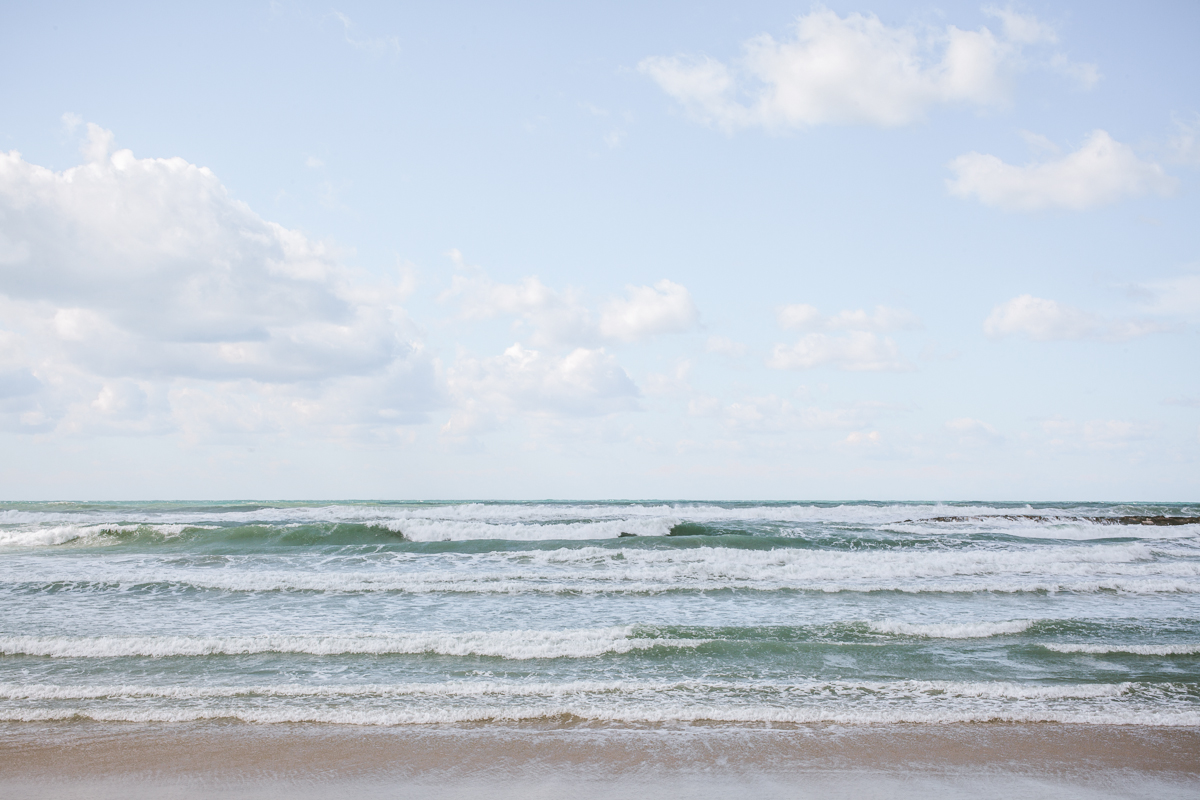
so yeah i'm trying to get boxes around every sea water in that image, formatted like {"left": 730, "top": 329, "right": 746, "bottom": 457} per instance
{"left": 0, "top": 501, "right": 1197, "bottom": 727}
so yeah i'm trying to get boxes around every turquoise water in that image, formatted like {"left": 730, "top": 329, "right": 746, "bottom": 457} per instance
{"left": 0, "top": 500, "right": 1197, "bottom": 725}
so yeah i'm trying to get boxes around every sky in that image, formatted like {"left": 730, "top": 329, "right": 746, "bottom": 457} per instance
{"left": 0, "top": 0, "right": 1197, "bottom": 501}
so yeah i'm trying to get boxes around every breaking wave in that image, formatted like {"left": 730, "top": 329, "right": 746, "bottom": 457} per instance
{"left": 2, "top": 501, "right": 1197, "bottom": 549}
{"left": 4, "top": 542, "right": 1195, "bottom": 595}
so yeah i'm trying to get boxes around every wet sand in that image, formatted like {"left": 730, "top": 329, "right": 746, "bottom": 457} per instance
{"left": 1, "top": 722, "right": 1198, "bottom": 799}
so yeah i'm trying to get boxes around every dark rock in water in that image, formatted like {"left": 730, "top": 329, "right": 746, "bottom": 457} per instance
{"left": 904, "top": 514, "right": 1200, "bottom": 526}
{"left": 1104, "top": 515, "right": 1200, "bottom": 526}
{"left": 618, "top": 532, "right": 637, "bottom": 537}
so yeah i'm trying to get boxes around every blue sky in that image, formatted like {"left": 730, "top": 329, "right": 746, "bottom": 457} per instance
{"left": 0, "top": 1, "right": 1197, "bottom": 500}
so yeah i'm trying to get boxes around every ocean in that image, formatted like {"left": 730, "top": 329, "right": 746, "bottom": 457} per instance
{"left": 1, "top": 500, "right": 1197, "bottom": 731}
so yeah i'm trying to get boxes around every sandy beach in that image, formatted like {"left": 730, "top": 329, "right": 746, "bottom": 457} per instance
{"left": 2, "top": 721, "right": 1198, "bottom": 799}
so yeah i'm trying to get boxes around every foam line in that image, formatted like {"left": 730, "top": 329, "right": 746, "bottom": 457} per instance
{"left": 0, "top": 627, "right": 706, "bottom": 660}
{"left": 1041, "top": 643, "right": 1200, "bottom": 656}
{"left": 868, "top": 620, "right": 1035, "bottom": 638}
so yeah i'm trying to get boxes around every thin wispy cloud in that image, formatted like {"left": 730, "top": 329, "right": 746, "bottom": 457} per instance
{"left": 984, "top": 295, "right": 1169, "bottom": 341}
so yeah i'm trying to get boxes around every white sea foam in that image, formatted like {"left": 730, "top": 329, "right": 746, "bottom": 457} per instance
{"left": 1041, "top": 643, "right": 1200, "bottom": 656}
{"left": 2, "top": 678, "right": 1194, "bottom": 727}
{"left": 0, "top": 523, "right": 195, "bottom": 548}
{"left": 869, "top": 619, "right": 1035, "bottom": 638}
{"left": 0, "top": 524, "right": 133, "bottom": 547}
{"left": 0, "top": 626, "right": 705, "bottom": 660}
{"left": 3, "top": 501, "right": 1195, "bottom": 735}
{"left": 0, "top": 678, "right": 1156, "bottom": 702}
{"left": 0, "top": 679, "right": 685, "bottom": 700}
{"left": 4, "top": 542, "right": 1195, "bottom": 595}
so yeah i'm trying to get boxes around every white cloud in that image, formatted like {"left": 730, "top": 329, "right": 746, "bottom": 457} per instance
{"left": 1168, "top": 114, "right": 1200, "bottom": 166}
{"left": 1132, "top": 274, "right": 1200, "bottom": 318}
{"left": 768, "top": 331, "right": 912, "bottom": 371}
{"left": 1041, "top": 416, "right": 1155, "bottom": 451}
{"left": 442, "top": 271, "right": 698, "bottom": 347}
{"left": 982, "top": 6, "right": 1056, "bottom": 45}
{"left": 842, "top": 430, "right": 882, "bottom": 446}
{"left": 948, "top": 130, "right": 1177, "bottom": 211}
{"left": 441, "top": 270, "right": 598, "bottom": 349}
{"left": 599, "top": 280, "right": 699, "bottom": 342}
{"left": 1047, "top": 53, "right": 1100, "bottom": 89}
{"left": 1017, "top": 129, "right": 1060, "bottom": 155}
{"left": 836, "top": 429, "right": 909, "bottom": 460}
{"left": 332, "top": 12, "right": 400, "bottom": 56}
{"left": 705, "top": 335, "right": 747, "bottom": 357}
{"left": 689, "top": 392, "right": 879, "bottom": 433}
{"left": 770, "top": 303, "right": 916, "bottom": 370}
{"left": 436, "top": 267, "right": 697, "bottom": 439}
{"left": 1082, "top": 419, "right": 1152, "bottom": 446}
{"left": 778, "top": 303, "right": 921, "bottom": 332}
{"left": 640, "top": 7, "right": 1091, "bottom": 131}
{"left": 443, "top": 344, "right": 639, "bottom": 439}
{"left": 946, "top": 417, "right": 1004, "bottom": 446}
{"left": 0, "top": 122, "right": 439, "bottom": 439}
{"left": 643, "top": 359, "right": 693, "bottom": 396}
{"left": 984, "top": 295, "right": 1168, "bottom": 341}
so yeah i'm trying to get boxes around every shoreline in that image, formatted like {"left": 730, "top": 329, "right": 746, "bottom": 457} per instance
{"left": 2, "top": 721, "right": 1198, "bottom": 798}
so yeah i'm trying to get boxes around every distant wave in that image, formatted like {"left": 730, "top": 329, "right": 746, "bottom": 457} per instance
{"left": 2, "top": 501, "right": 1197, "bottom": 547}
{"left": 0, "top": 522, "right": 409, "bottom": 549}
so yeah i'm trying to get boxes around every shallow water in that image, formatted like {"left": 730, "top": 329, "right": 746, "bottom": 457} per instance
{"left": 0, "top": 500, "right": 1197, "bottom": 726}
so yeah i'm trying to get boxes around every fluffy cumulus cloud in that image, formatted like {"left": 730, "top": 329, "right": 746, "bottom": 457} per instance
{"left": 948, "top": 130, "right": 1177, "bottom": 211}
{"left": 769, "top": 332, "right": 911, "bottom": 371}
{"left": 437, "top": 272, "right": 695, "bottom": 439}
{"left": 639, "top": 6, "right": 1093, "bottom": 131}
{"left": 769, "top": 303, "right": 917, "bottom": 371}
{"left": 442, "top": 344, "right": 639, "bottom": 440}
{"left": 441, "top": 267, "right": 597, "bottom": 349}
{"left": 599, "top": 280, "right": 698, "bottom": 342}
{"left": 0, "top": 124, "right": 707, "bottom": 446}
{"left": 0, "top": 123, "right": 438, "bottom": 439}
{"left": 984, "top": 295, "right": 1167, "bottom": 341}
{"left": 442, "top": 270, "right": 698, "bottom": 348}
